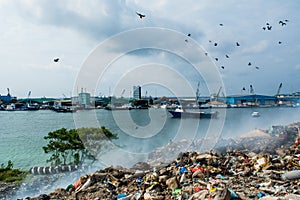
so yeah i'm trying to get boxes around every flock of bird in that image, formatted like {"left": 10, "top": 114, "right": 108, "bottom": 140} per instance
{"left": 52, "top": 10, "right": 290, "bottom": 79}
{"left": 207, "top": 21, "right": 289, "bottom": 73}
{"left": 203, "top": 19, "right": 289, "bottom": 71}
{"left": 131, "top": 11, "right": 290, "bottom": 74}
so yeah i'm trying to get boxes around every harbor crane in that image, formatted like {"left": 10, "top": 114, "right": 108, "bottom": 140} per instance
{"left": 196, "top": 82, "right": 200, "bottom": 98}
{"left": 211, "top": 86, "right": 222, "bottom": 102}
{"left": 27, "top": 91, "right": 31, "bottom": 99}
{"left": 27, "top": 91, "right": 32, "bottom": 105}
{"left": 216, "top": 86, "right": 222, "bottom": 101}
{"left": 276, "top": 83, "right": 282, "bottom": 96}
{"left": 250, "top": 85, "right": 254, "bottom": 94}
{"left": 120, "top": 89, "right": 125, "bottom": 98}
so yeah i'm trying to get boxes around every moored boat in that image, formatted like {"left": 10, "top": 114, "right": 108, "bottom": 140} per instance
{"left": 251, "top": 111, "right": 260, "bottom": 117}
{"left": 168, "top": 106, "right": 218, "bottom": 118}
{"left": 51, "top": 106, "right": 77, "bottom": 113}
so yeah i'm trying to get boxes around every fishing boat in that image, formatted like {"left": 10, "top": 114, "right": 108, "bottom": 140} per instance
{"left": 251, "top": 111, "right": 260, "bottom": 117}
{"left": 168, "top": 106, "right": 218, "bottom": 118}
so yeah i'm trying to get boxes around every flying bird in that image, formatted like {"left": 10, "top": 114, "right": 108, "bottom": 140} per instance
{"left": 187, "top": 33, "right": 191, "bottom": 37}
{"left": 225, "top": 54, "right": 229, "bottom": 58}
{"left": 136, "top": 12, "right": 146, "bottom": 19}
{"left": 279, "top": 20, "right": 289, "bottom": 25}
{"left": 221, "top": 66, "right": 225, "bottom": 69}
{"left": 214, "top": 42, "right": 218, "bottom": 46}
{"left": 279, "top": 21, "right": 287, "bottom": 26}
{"left": 215, "top": 58, "right": 219, "bottom": 61}
{"left": 53, "top": 58, "right": 59, "bottom": 62}
{"left": 205, "top": 52, "right": 208, "bottom": 56}
{"left": 236, "top": 42, "right": 240, "bottom": 46}
{"left": 248, "top": 62, "right": 252, "bottom": 66}
{"left": 264, "top": 23, "right": 272, "bottom": 30}
{"left": 278, "top": 41, "right": 282, "bottom": 44}
{"left": 219, "top": 23, "right": 224, "bottom": 26}
{"left": 185, "top": 39, "right": 188, "bottom": 42}
{"left": 255, "top": 66, "right": 260, "bottom": 70}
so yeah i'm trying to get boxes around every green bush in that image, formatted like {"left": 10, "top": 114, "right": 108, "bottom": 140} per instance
{"left": 43, "top": 126, "right": 118, "bottom": 167}
{"left": 0, "top": 160, "right": 28, "bottom": 183}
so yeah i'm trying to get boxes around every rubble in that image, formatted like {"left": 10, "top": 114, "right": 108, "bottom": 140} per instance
{"left": 14, "top": 122, "right": 300, "bottom": 199}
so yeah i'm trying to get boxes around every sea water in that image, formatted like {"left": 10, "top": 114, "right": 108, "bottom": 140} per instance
{"left": 0, "top": 107, "right": 299, "bottom": 169}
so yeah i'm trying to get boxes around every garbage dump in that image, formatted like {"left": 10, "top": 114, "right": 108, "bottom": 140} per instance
{"left": 11, "top": 122, "right": 300, "bottom": 199}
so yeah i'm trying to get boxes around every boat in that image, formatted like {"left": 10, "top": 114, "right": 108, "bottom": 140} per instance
{"left": 51, "top": 106, "right": 77, "bottom": 113}
{"left": 200, "top": 101, "right": 228, "bottom": 108}
{"left": 6, "top": 103, "right": 16, "bottom": 111}
{"left": 251, "top": 111, "right": 260, "bottom": 117}
{"left": 24, "top": 103, "right": 39, "bottom": 111}
{"left": 104, "top": 104, "right": 132, "bottom": 110}
{"left": 168, "top": 106, "right": 218, "bottom": 118}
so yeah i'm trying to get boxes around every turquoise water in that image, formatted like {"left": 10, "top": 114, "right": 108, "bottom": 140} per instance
{"left": 0, "top": 107, "right": 299, "bottom": 169}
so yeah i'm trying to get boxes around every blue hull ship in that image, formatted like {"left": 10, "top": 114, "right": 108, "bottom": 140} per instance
{"left": 168, "top": 106, "right": 218, "bottom": 118}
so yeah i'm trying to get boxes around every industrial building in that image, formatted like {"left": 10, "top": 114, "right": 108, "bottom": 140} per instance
{"left": 226, "top": 94, "right": 277, "bottom": 107}
{"left": 276, "top": 92, "right": 300, "bottom": 106}
{"left": 133, "top": 85, "right": 141, "bottom": 100}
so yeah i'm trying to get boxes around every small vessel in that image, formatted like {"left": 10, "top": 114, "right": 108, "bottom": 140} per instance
{"left": 251, "top": 111, "right": 260, "bottom": 117}
{"left": 168, "top": 106, "right": 218, "bottom": 119}
{"left": 24, "top": 103, "right": 39, "bottom": 111}
{"left": 104, "top": 104, "right": 132, "bottom": 110}
{"left": 6, "top": 103, "right": 16, "bottom": 111}
{"left": 51, "top": 106, "right": 77, "bottom": 113}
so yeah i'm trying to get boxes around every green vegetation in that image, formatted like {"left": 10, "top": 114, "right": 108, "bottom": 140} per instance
{"left": 0, "top": 160, "right": 28, "bottom": 183}
{"left": 43, "top": 126, "right": 118, "bottom": 167}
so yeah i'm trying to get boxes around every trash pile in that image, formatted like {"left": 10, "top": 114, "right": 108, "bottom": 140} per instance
{"left": 18, "top": 122, "right": 300, "bottom": 199}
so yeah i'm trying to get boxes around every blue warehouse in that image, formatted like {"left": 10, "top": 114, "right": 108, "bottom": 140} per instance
{"left": 226, "top": 94, "right": 277, "bottom": 107}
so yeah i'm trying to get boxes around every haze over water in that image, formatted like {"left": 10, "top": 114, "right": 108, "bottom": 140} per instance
{"left": 0, "top": 107, "right": 299, "bottom": 169}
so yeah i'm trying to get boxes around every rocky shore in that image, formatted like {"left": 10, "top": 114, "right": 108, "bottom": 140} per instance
{"left": 3, "top": 122, "right": 300, "bottom": 200}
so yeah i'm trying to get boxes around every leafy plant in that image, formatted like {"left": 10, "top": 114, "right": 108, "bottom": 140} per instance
{"left": 0, "top": 160, "right": 27, "bottom": 183}
{"left": 43, "top": 126, "right": 118, "bottom": 167}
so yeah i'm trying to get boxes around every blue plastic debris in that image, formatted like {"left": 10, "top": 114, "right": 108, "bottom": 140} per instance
{"left": 179, "top": 167, "right": 188, "bottom": 175}
{"left": 257, "top": 192, "right": 266, "bottom": 198}
{"left": 228, "top": 188, "right": 238, "bottom": 199}
{"left": 117, "top": 193, "right": 127, "bottom": 199}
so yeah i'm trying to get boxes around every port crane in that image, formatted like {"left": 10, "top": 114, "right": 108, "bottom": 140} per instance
{"left": 120, "top": 89, "right": 125, "bottom": 98}
{"left": 195, "top": 82, "right": 200, "bottom": 98}
{"left": 216, "top": 86, "right": 222, "bottom": 101}
{"left": 211, "top": 86, "right": 222, "bottom": 102}
{"left": 27, "top": 91, "right": 32, "bottom": 105}
{"left": 276, "top": 83, "right": 282, "bottom": 96}
{"left": 250, "top": 85, "right": 254, "bottom": 94}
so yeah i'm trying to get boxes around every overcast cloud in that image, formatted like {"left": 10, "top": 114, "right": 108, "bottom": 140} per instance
{"left": 0, "top": 0, "right": 299, "bottom": 98}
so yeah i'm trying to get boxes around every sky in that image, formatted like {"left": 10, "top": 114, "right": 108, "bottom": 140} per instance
{"left": 0, "top": 0, "right": 300, "bottom": 98}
